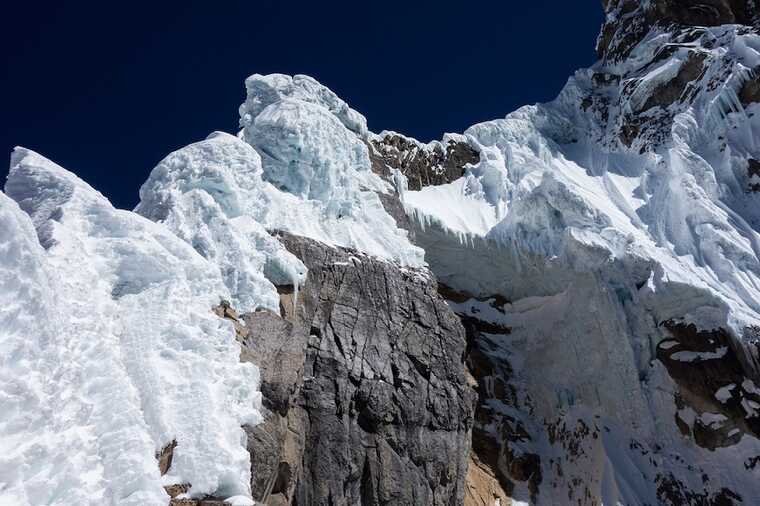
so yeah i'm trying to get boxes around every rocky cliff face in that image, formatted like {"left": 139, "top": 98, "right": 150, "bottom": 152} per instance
{"left": 598, "top": 0, "right": 760, "bottom": 62}
{"left": 239, "top": 232, "right": 475, "bottom": 505}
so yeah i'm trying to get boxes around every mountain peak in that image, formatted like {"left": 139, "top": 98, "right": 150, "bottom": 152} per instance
{"left": 598, "top": 0, "right": 760, "bottom": 61}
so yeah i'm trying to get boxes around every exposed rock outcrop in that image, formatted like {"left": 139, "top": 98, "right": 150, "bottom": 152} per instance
{"left": 657, "top": 322, "right": 760, "bottom": 451}
{"left": 740, "top": 70, "right": 760, "bottom": 106}
{"left": 598, "top": 0, "right": 759, "bottom": 62}
{"left": 239, "top": 232, "right": 476, "bottom": 505}
{"left": 441, "top": 288, "right": 543, "bottom": 506}
{"left": 369, "top": 132, "right": 479, "bottom": 190}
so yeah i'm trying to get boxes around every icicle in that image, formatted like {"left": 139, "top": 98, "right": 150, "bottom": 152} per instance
{"left": 288, "top": 264, "right": 302, "bottom": 314}
{"left": 391, "top": 168, "right": 408, "bottom": 203}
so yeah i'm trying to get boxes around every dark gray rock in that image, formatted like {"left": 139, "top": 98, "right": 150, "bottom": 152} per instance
{"left": 656, "top": 322, "right": 760, "bottom": 451}
{"left": 240, "top": 232, "right": 476, "bottom": 505}
{"left": 740, "top": 70, "right": 760, "bottom": 107}
{"left": 598, "top": 0, "right": 758, "bottom": 63}
{"left": 369, "top": 134, "right": 479, "bottom": 191}
{"left": 437, "top": 285, "right": 543, "bottom": 505}
{"left": 638, "top": 51, "right": 707, "bottom": 112}
{"left": 376, "top": 190, "right": 417, "bottom": 243}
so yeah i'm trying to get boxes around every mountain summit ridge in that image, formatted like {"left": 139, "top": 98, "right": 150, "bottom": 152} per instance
{"left": 3, "top": 2, "right": 760, "bottom": 505}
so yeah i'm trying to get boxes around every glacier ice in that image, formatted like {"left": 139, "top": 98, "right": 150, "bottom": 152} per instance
{"left": 239, "top": 73, "right": 368, "bottom": 138}
{"left": 247, "top": 98, "right": 370, "bottom": 202}
{"left": 137, "top": 74, "right": 424, "bottom": 299}
{"left": 2, "top": 148, "right": 263, "bottom": 504}
{"left": 237, "top": 74, "right": 424, "bottom": 266}
{"left": 136, "top": 131, "right": 307, "bottom": 313}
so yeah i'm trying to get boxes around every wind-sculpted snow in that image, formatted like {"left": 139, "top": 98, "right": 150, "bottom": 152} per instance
{"left": 239, "top": 73, "right": 368, "bottom": 137}
{"left": 136, "top": 131, "right": 307, "bottom": 313}
{"left": 3, "top": 149, "right": 262, "bottom": 504}
{"left": 399, "top": 11, "right": 760, "bottom": 505}
{"left": 405, "top": 26, "right": 760, "bottom": 337}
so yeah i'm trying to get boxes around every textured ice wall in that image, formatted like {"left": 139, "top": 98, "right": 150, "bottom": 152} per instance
{"left": 404, "top": 27, "right": 760, "bottom": 335}
{"left": 136, "top": 131, "right": 307, "bottom": 313}
{"left": 138, "top": 73, "right": 423, "bottom": 310}
{"left": 239, "top": 73, "right": 368, "bottom": 137}
{"left": 4, "top": 148, "right": 263, "bottom": 503}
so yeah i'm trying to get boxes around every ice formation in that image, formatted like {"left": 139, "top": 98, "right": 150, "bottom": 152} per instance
{"left": 2, "top": 148, "right": 261, "bottom": 505}
{"left": 405, "top": 25, "right": 760, "bottom": 334}
{"left": 5, "top": 2, "right": 760, "bottom": 502}
{"left": 136, "top": 74, "right": 424, "bottom": 304}
{"left": 239, "top": 74, "right": 368, "bottom": 138}
{"left": 135, "top": 131, "right": 307, "bottom": 313}
{"left": 397, "top": 6, "right": 760, "bottom": 504}
{"left": 236, "top": 74, "right": 423, "bottom": 266}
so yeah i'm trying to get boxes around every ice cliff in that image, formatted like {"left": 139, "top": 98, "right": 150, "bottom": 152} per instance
{"left": 4, "top": 1, "right": 760, "bottom": 505}
{"left": 1, "top": 150, "right": 261, "bottom": 505}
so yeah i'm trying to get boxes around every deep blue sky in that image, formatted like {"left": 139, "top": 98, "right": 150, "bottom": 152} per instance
{"left": 1, "top": 1, "right": 604, "bottom": 209}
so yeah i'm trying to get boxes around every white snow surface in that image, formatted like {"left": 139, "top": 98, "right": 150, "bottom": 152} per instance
{"left": 2, "top": 148, "right": 262, "bottom": 504}
{"left": 403, "top": 28, "right": 760, "bottom": 337}
{"left": 716, "top": 384, "right": 737, "bottom": 403}
{"left": 135, "top": 131, "right": 307, "bottom": 313}
{"left": 139, "top": 74, "right": 423, "bottom": 289}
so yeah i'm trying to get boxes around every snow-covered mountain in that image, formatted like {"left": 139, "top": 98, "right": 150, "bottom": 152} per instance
{"left": 4, "top": 1, "right": 760, "bottom": 504}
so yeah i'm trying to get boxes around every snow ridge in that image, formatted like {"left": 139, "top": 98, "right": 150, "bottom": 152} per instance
{"left": 3, "top": 148, "right": 262, "bottom": 504}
